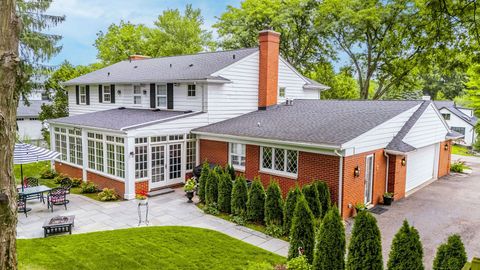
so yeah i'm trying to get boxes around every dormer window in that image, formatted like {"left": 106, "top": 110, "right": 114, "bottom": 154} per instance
{"left": 79, "top": 86, "right": 87, "bottom": 104}
{"left": 188, "top": 84, "right": 196, "bottom": 97}
{"left": 103, "top": 85, "right": 111, "bottom": 102}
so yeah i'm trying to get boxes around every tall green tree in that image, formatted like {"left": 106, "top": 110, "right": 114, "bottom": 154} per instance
{"left": 284, "top": 186, "right": 301, "bottom": 235}
{"left": 231, "top": 175, "right": 248, "bottom": 216}
{"left": 214, "top": 0, "right": 332, "bottom": 72}
{"left": 217, "top": 172, "right": 233, "bottom": 213}
{"left": 197, "top": 162, "right": 210, "bottom": 203}
{"left": 433, "top": 234, "right": 467, "bottom": 270}
{"left": 288, "top": 195, "right": 316, "bottom": 263}
{"left": 346, "top": 211, "right": 383, "bottom": 270}
{"left": 311, "top": 63, "right": 359, "bottom": 100}
{"left": 205, "top": 169, "right": 219, "bottom": 206}
{"left": 313, "top": 207, "right": 346, "bottom": 270}
{"left": 314, "top": 181, "right": 331, "bottom": 218}
{"left": 302, "top": 184, "right": 322, "bottom": 219}
{"left": 264, "top": 181, "right": 284, "bottom": 226}
{"left": 247, "top": 178, "right": 266, "bottom": 223}
{"left": 387, "top": 220, "right": 424, "bottom": 270}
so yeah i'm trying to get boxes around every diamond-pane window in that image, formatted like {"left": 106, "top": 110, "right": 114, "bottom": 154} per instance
{"left": 274, "top": 148, "right": 285, "bottom": 171}
{"left": 262, "top": 147, "right": 272, "bottom": 169}
{"left": 286, "top": 150, "right": 298, "bottom": 173}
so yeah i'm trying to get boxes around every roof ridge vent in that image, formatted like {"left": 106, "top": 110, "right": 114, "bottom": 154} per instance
{"left": 118, "top": 107, "right": 126, "bottom": 110}
{"left": 189, "top": 64, "right": 194, "bottom": 67}
{"left": 233, "top": 54, "right": 236, "bottom": 59}
{"left": 285, "top": 98, "right": 294, "bottom": 106}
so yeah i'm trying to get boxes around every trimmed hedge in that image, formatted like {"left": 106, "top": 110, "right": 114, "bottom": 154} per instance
{"left": 198, "top": 162, "right": 210, "bottom": 202}
{"left": 302, "top": 184, "right": 322, "bottom": 219}
{"left": 205, "top": 169, "right": 220, "bottom": 206}
{"left": 225, "top": 164, "right": 236, "bottom": 182}
{"left": 231, "top": 175, "right": 248, "bottom": 216}
{"left": 264, "top": 181, "right": 284, "bottom": 226}
{"left": 314, "top": 181, "right": 331, "bottom": 217}
{"left": 288, "top": 194, "right": 315, "bottom": 263}
{"left": 247, "top": 178, "right": 266, "bottom": 223}
{"left": 387, "top": 220, "right": 424, "bottom": 270}
{"left": 284, "top": 186, "right": 301, "bottom": 235}
{"left": 218, "top": 172, "right": 233, "bottom": 213}
{"left": 433, "top": 234, "right": 467, "bottom": 270}
{"left": 313, "top": 207, "right": 345, "bottom": 270}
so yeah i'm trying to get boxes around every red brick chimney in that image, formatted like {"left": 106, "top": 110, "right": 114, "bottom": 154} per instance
{"left": 258, "top": 30, "right": 280, "bottom": 110}
{"left": 129, "top": 55, "right": 151, "bottom": 61}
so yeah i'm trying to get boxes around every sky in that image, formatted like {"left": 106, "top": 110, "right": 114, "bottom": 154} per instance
{"left": 46, "top": 0, "right": 242, "bottom": 67}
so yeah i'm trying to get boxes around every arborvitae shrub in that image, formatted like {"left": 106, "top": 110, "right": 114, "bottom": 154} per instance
{"left": 225, "top": 164, "right": 236, "bottom": 181}
{"left": 217, "top": 172, "right": 233, "bottom": 213}
{"left": 205, "top": 169, "right": 219, "bottom": 206}
{"left": 231, "top": 175, "right": 248, "bottom": 216}
{"left": 302, "top": 184, "right": 322, "bottom": 219}
{"left": 346, "top": 210, "right": 383, "bottom": 270}
{"left": 247, "top": 178, "right": 266, "bottom": 223}
{"left": 264, "top": 181, "right": 284, "bottom": 226}
{"left": 314, "top": 181, "right": 331, "bottom": 217}
{"left": 284, "top": 186, "right": 301, "bottom": 235}
{"left": 433, "top": 234, "right": 467, "bottom": 270}
{"left": 387, "top": 220, "right": 424, "bottom": 270}
{"left": 198, "top": 162, "right": 210, "bottom": 202}
{"left": 288, "top": 195, "right": 315, "bottom": 264}
{"left": 313, "top": 207, "right": 346, "bottom": 270}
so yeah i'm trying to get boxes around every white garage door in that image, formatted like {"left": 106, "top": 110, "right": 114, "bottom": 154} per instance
{"left": 406, "top": 144, "right": 437, "bottom": 192}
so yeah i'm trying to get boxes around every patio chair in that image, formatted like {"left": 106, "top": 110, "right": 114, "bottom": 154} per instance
{"left": 23, "top": 177, "right": 44, "bottom": 203}
{"left": 47, "top": 188, "right": 69, "bottom": 212}
{"left": 58, "top": 178, "right": 72, "bottom": 194}
{"left": 17, "top": 195, "right": 30, "bottom": 217}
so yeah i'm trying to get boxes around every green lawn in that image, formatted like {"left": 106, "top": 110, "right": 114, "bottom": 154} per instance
{"left": 452, "top": 144, "right": 475, "bottom": 156}
{"left": 17, "top": 226, "right": 285, "bottom": 270}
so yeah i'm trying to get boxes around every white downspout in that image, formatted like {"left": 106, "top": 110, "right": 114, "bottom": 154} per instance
{"left": 334, "top": 149, "right": 343, "bottom": 216}
{"left": 384, "top": 151, "right": 389, "bottom": 193}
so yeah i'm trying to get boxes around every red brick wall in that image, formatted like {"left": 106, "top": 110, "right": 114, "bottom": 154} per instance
{"left": 258, "top": 30, "right": 280, "bottom": 109}
{"left": 438, "top": 140, "right": 452, "bottom": 178}
{"left": 387, "top": 155, "right": 407, "bottom": 200}
{"left": 54, "top": 161, "right": 83, "bottom": 179}
{"left": 199, "top": 139, "right": 228, "bottom": 165}
{"left": 342, "top": 149, "right": 387, "bottom": 218}
{"left": 135, "top": 181, "right": 149, "bottom": 195}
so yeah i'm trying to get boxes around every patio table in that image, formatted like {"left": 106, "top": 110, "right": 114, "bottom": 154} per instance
{"left": 18, "top": 185, "right": 51, "bottom": 209}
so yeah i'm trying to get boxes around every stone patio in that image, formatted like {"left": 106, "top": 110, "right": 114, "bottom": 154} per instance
{"left": 17, "top": 189, "right": 288, "bottom": 257}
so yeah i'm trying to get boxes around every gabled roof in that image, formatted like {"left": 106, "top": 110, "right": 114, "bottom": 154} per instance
{"left": 193, "top": 100, "right": 423, "bottom": 147}
{"left": 434, "top": 101, "right": 477, "bottom": 126}
{"left": 17, "top": 100, "right": 51, "bottom": 117}
{"left": 64, "top": 48, "right": 260, "bottom": 85}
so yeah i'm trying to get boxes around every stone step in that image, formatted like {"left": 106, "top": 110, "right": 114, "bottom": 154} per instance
{"left": 147, "top": 188, "right": 175, "bottom": 197}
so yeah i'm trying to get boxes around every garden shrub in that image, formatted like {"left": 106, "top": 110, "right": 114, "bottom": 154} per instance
{"left": 80, "top": 181, "right": 98, "bottom": 194}
{"left": 231, "top": 214, "right": 247, "bottom": 225}
{"left": 346, "top": 210, "right": 383, "bottom": 270}
{"left": 302, "top": 184, "right": 322, "bottom": 219}
{"left": 288, "top": 195, "right": 315, "bottom": 263}
{"left": 284, "top": 186, "right": 301, "bottom": 236}
{"left": 225, "top": 164, "right": 236, "bottom": 181}
{"left": 265, "top": 224, "right": 284, "bottom": 238}
{"left": 313, "top": 207, "right": 345, "bottom": 270}
{"left": 53, "top": 174, "right": 69, "bottom": 184}
{"left": 247, "top": 178, "right": 266, "bottom": 223}
{"left": 217, "top": 172, "right": 233, "bottom": 213}
{"left": 245, "top": 261, "right": 274, "bottom": 270}
{"left": 265, "top": 181, "right": 284, "bottom": 226}
{"left": 387, "top": 220, "right": 424, "bottom": 270}
{"left": 203, "top": 202, "right": 219, "bottom": 215}
{"left": 450, "top": 160, "right": 467, "bottom": 173}
{"left": 205, "top": 169, "right": 219, "bottom": 206}
{"left": 231, "top": 175, "right": 248, "bottom": 216}
{"left": 40, "top": 168, "right": 57, "bottom": 179}
{"left": 287, "top": 255, "right": 312, "bottom": 270}
{"left": 97, "top": 188, "right": 119, "bottom": 201}
{"left": 433, "top": 234, "right": 467, "bottom": 270}
{"left": 314, "top": 181, "right": 331, "bottom": 217}
{"left": 70, "top": 178, "right": 82, "bottom": 187}
{"left": 198, "top": 162, "right": 210, "bottom": 202}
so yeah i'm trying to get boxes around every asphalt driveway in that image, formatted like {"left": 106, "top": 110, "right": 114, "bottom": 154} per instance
{"left": 352, "top": 154, "right": 480, "bottom": 269}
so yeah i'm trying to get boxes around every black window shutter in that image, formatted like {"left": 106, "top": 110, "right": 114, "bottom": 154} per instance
{"left": 86, "top": 85, "right": 90, "bottom": 105}
{"left": 75, "top": 85, "right": 79, "bottom": 105}
{"left": 167, "top": 83, "right": 174, "bottom": 110}
{"left": 98, "top": 85, "right": 103, "bottom": 103}
{"left": 110, "top": 84, "right": 115, "bottom": 103}
{"left": 150, "top": 83, "right": 156, "bottom": 108}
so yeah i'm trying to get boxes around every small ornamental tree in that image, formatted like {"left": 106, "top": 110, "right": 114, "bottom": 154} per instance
{"left": 198, "top": 162, "right": 210, "bottom": 202}
{"left": 288, "top": 195, "right": 316, "bottom": 263}
{"left": 433, "top": 234, "right": 467, "bottom": 270}
{"left": 302, "top": 184, "right": 322, "bottom": 219}
{"left": 264, "top": 181, "right": 284, "bottom": 226}
{"left": 346, "top": 211, "right": 383, "bottom": 270}
{"left": 231, "top": 175, "right": 248, "bottom": 216}
{"left": 284, "top": 186, "right": 301, "bottom": 235}
{"left": 247, "top": 178, "right": 266, "bottom": 223}
{"left": 314, "top": 181, "right": 331, "bottom": 217}
{"left": 387, "top": 220, "right": 424, "bottom": 270}
{"left": 217, "top": 172, "right": 233, "bottom": 213}
{"left": 205, "top": 169, "right": 219, "bottom": 206}
{"left": 313, "top": 207, "right": 346, "bottom": 270}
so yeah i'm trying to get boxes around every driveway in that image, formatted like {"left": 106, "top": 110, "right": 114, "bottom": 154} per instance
{"left": 355, "top": 154, "right": 480, "bottom": 269}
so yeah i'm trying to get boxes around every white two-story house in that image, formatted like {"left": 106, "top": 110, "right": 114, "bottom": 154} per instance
{"left": 49, "top": 30, "right": 328, "bottom": 199}
{"left": 435, "top": 101, "right": 477, "bottom": 146}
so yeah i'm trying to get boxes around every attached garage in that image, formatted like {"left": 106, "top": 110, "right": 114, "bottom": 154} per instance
{"left": 405, "top": 144, "right": 439, "bottom": 192}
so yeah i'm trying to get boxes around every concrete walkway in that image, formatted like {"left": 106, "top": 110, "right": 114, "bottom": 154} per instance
{"left": 17, "top": 189, "right": 288, "bottom": 256}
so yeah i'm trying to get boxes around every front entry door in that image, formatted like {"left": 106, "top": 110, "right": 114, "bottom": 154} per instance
{"left": 150, "top": 145, "right": 166, "bottom": 188}
{"left": 364, "top": 154, "right": 374, "bottom": 205}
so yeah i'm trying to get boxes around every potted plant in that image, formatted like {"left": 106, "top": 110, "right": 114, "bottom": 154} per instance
{"left": 383, "top": 192, "right": 393, "bottom": 205}
{"left": 354, "top": 202, "right": 367, "bottom": 215}
{"left": 135, "top": 191, "right": 148, "bottom": 205}
{"left": 184, "top": 178, "right": 196, "bottom": 203}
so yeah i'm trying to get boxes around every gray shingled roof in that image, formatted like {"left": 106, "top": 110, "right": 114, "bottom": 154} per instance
{"left": 65, "top": 48, "right": 259, "bottom": 85}
{"left": 434, "top": 101, "right": 477, "bottom": 126}
{"left": 49, "top": 108, "right": 197, "bottom": 131}
{"left": 193, "top": 100, "right": 423, "bottom": 147}
{"left": 17, "top": 100, "right": 51, "bottom": 117}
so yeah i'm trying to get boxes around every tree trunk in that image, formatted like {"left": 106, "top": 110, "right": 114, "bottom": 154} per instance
{"left": 0, "top": 0, "right": 20, "bottom": 269}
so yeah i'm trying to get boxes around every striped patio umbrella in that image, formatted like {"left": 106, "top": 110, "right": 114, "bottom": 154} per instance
{"left": 14, "top": 143, "right": 60, "bottom": 191}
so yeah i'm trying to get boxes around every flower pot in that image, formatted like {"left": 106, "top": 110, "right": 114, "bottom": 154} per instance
{"left": 186, "top": 191, "right": 194, "bottom": 203}
{"left": 383, "top": 196, "right": 393, "bottom": 206}
{"left": 136, "top": 198, "right": 148, "bottom": 205}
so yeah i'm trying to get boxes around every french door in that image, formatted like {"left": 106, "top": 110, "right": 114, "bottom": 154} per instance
{"left": 150, "top": 145, "right": 166, "bottom": 188}
{"left": 364, "top": 154, "right": 374, "bottom": 205}
{"left": 150, "top": 143, "right": 183, "bottom": 189}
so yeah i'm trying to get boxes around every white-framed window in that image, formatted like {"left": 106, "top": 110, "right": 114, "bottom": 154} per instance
{"left": 156, "top": 84, "right": 167, "bottom": 108}
{"left": 79, "top": 86, "right": 86, "bottom": 104}
{"left": 187, "top": 84, "right": 196, "bottom": 97}
{"left": 133, "top": 85, "right": 142, "bottom": 104}
{"left": 229, "top": 143, "right": 246, "bottom": 170}
{"left": 87, "top": 132, "right": 104, "bottom": 172}
{"left": 135, "top": 137, "right": 148, "bottom": 179}
{"left": 442, "top": 113, "right": 451, "bottom": 120}
{"left": 68, "top": 129, "right": 82, "bottom": 166}
{"left": 54, "top": 127, "right": 67, "bottom": 161}
{"left": 261, "top": 146, "right": 298, "bottom": 177}
{"left": 279, "top": 86, "right": 286, "bottom": 98}
{"left": 451, "top": 126, "right": 466, "bottom": 135}
{"left": 106, "top": 135, "right": 125, "bottom": 178}
{"left": 103, "top": 85, "right": 111, "bottom": 102}
{"left": 186, "top": 134, "right": 196, "bottom": 171}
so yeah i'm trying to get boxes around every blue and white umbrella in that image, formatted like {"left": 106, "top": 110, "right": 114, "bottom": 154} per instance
{"left": 14, "top": 143, "right": 61, "bottom": 191}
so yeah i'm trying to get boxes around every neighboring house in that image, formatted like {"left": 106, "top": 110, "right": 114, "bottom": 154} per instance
{"left": 49, "top": 30, "right": 459, "bottom": 218}
{"left": 17, "top": 98, "right": 51, "bottom": 146}
{"left": 435, "top": 101, "right": 477, "bottom": 147}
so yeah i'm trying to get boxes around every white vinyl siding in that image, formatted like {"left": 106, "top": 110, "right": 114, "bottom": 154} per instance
{"left": 439, "top": 107, "right": 476, "bottom": 146}
{"left": 403, "top": 104, "right": 449, "bottom": 149}
{"left": 277, "top": 57, "right": 320, "bottom": 102}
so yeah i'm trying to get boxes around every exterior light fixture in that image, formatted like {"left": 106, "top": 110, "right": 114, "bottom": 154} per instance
{"left": 354, "top": 166, "right": 360, "bottom": 177}
{"left": 130, "top": 151, "right": 134, "bottom": 158}
{"left": 117, "top": 90, "right": 121, "bottom": 95}
{"left": 401, "top": 157, "right": 406, "bottom": 166}
{"left": 143, "top": 90, "right": 147, "bottom": 95}
{"left": 444, "top": 143, "right": 449, "bottom": 151}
